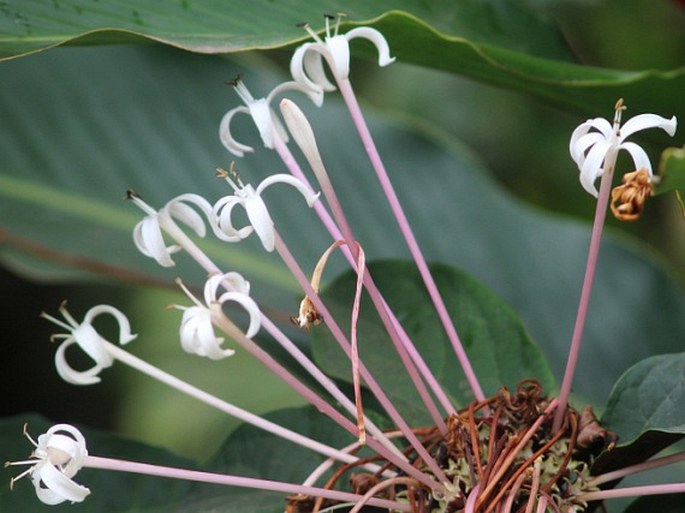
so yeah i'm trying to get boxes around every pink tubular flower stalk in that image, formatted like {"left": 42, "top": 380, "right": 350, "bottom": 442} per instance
{"left": 289, "top": 21, "right": 485, "bottom": 403}
{"left": 279, "top": 97, "right": 453, "bottom": 428}
{"left": 554, "top": 100, "right": 677, "bottom": 431}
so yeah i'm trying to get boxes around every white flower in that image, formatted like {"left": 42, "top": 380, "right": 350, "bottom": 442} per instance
{"left": 176, "top": 273, "right": 261, "bottom": 360}
{"left": 7, "top": 424, "right": 90, "bottom": 505}
{"left": 212, "top": 169, "right": 319, "bottom": 252}
{"left": 290, "top": 14, "right": 395, "bottom": 93}
{"left": 129, "top": 191, "right": 214, "bottom": 267}
{"left": 219, "top": 77, "right": 323, "bottom": 157}
{"left": 41, "top": 304, "right": 137, "bottom": 385}
{"left": 569, "top": 100, "right": 677, "bottom": 197}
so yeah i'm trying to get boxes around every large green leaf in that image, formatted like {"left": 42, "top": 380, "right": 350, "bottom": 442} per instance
{"left": 0, "top": 414, "right": 193, "bottom": 513}
{"left": 1, "top": 45, "right": 684, "bottom": 406}
{"left": 0, "top": 1, "right": 574, "bottom": 61}
{"left": 2, "top": 1, "right": 685, "bottom": 124}
{"left": 185, "top": 406, "right": 352, "bottom": 513}
{"left": 602, "top": 353, "right": 685, "bottom": 447}
{"left": 311, "top": 260, "right": 554, "bottom": 421}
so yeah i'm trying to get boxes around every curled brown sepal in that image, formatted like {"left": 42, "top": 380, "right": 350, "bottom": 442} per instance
{"left": 610, "top": 168, "right": 653, "bottom": 222}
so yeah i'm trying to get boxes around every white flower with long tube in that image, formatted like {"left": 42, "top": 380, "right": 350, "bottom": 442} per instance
{"left": 41, "top": 303, "right": 137, "bottom": 386}
{"left": 6, "top": 424, "right": 90, "bottom": 505}
{"left": 219, "top": 77, "right": 323, "bottom": 157}
{"left": 290, "top": 14, "right": 395, "bottom": 93}
{"left": 130, "top": 191, "right": 217, "bottom": 267}
{"left": 569, "top": 99, "right": 677, "bottom": 197}
{"left": 212, "top": 167, "right": 319, "bottom": 252}
{"left": 176, "top": 272, "right": 261, "bottom": 360}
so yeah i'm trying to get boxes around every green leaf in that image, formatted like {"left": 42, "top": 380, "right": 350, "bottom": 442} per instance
{"left": 625, "top": 493, "right": 685, "bottom": 513}
{"left": 311, "top": 260, "right": 554, "bottom": 422}
{"left": 2, "top": 45, "right": 685, "bottom": 407}
{"left": 0, "top": 414, "right": 193, "bottom": 513}
{"left": 3, "top": 2, "right": 684, "bottom": 124}
{"left": 0, "top": 1, "right": 573, "bottom": 61}
{"left": 184, "top": 406, "right": 352, "bottom": 513}
{"left": 654, "top": 145, "right": 685, "bottom": 217}
{"left": 601, "top": 353, "right": 685, "bottom": 447}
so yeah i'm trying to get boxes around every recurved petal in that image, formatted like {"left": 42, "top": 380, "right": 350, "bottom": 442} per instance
{"left": 619, "top": 114, "right": 677, "bottom": 140}
{"left": 54, "top": 337, "right": 107, "bottom": 386}
{"left": 219, "top": 106, "right": 255, "bottom": 157}
{"left": 83, "top": 305, "right": 137, "bottom": 346}
{"left": 344, "top": 27, "right": 396, "bottom": 68}
{"left": 133, "top": 216, "right": 177, "bottom": 267}
{"left": 579, "top": 138, "right": 613, "bottom": 197}
{"left": 215, "top": 291, "right": 262, "bottom": 339}
{"left": 32, "top": 461, "right": 90, "bottom": 505}
{"left": 570, "top": 132, "right": 607, "bottom": 167}
{"left": 243, "top": 193, "right": 275, "bottom": 252}
{"left": 212, "top": 195, "right": 253, "bottom": 242}
{"left": 619, "top": 141, "right": 653, "bottom": 175}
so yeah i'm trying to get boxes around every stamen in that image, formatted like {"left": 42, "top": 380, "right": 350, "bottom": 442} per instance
{"left": 125, "top": 189, "right": 157, "bottom": 217}
{"left": 299, "top": 21, "right": 323, "bottom": 43}
{"left": 216, "top": 162, "right": 244, "bottom": 192}
{"left": 613, "top": 97, "right": 626, "bottom": 130}
{"left": 229, "top": 76, "right": 256, "bottom": 106}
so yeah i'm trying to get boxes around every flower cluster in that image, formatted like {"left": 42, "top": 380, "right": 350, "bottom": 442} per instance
{"left": 6, "top": 14, "right": 682, "bottom": 513}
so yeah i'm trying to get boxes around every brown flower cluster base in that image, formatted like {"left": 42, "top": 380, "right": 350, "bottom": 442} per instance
{"left": 287, "top": 380, "right": 616, "bottom": 513}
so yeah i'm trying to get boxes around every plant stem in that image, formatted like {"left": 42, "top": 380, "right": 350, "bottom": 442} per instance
{"left": 101, "top": 340, "right": 368, "bottom": 466}
{"left": 274, "top": 231, "right": 449, "bottom": 486}
{"left": 553, "top": 162, "right": 614, "bottom": 432}
{"left": 83, "top": 455, "right": 412, "bottom": 511}
{"left": 336, "top": 77, "right": 484, "bottom": 402}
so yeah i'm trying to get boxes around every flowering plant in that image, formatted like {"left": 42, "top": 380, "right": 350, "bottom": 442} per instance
{"left": 2, "top": 3, "right": 685, "bottom": 513}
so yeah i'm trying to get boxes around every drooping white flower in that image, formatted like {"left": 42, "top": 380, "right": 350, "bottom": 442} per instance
{"left": 290, "top": 14, "right": 395, "bottom": 93}
{"left": 569, "top": 100, "right": 677, "bottom": 197}
{"left": 175, "top": 272, "right": 261, "bottom": 360}
{"left": 7, "top": 424, "right": 90, "bottom": 505}
{"left": 212, "top": 168, "right": 319, "bottom": 252}
{"left": 129, "top": 191, "right": 215, "bottom": 267}
{"left": 219, "top": 76, "right": 323, "bottom": 157}
{"left": 41, "top": 304, "right": 137, "bottom": 385}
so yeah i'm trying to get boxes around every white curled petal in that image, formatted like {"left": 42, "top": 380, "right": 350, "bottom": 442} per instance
{"left": 571, "top": 132, "right": 607, "bottom": 167}
{"left": 304, "top": 46, "right": 337, "bottom": 91}
{"left": 83, "top": 305, "right": 137, "bottom": 346}
{"left": 179, "top": 307, "right": 234, "bottom": 360}
{"left": 267, "top": 80, "right": 324, "bottom": 108}
{"left": 32, "top": 462, "right": 90, "bottom": 505}
{"left": 139, "top": 215, "right": 178, "bottom": 267}
{"left": 619, "top": 114, "right": 677, "bottom": 140}
{"left": 256, "top": 173, "right": 320, "bottom": 207}
{"left": 54, "top": 337, "right": 107, "bottom": 385}
{"left": 585, "top": 117, "right": 614, "bottom": 138}
{"left": 291, "top": 43, "right": 336, "bottom": 93}
{"left": 223, "top": 272, "right": 251, "bottom": 296}
{"left": 72, "top": 323, "right": 114, "bottom": 368}
{"left": 212, "top": 196, "right": 253, "bottom": 241}
{"left": 569, "top": 121, "right": 592, "bottom": 161}
{"left": 579, "top": 139, "right": 613, "bottom": 197}
{"left": 243, "top": 193, "right": 275, "bottom": 252}
{"left": 219, "top": 106, "right": 254, "bottom": 157}
{"left": 344, "top": 27, "right": 396, "bottom": 67}
{"left": 41, "top": 425, "right": 88, "bottom": 472}
{"left": 216, "top": 291, "right": 262, "bottom": 339}
{"left": 619, "top": 141, "right": 653, "bottom": 175}
{"left": 324, "top": 34, "right": 352, "bottom": 80}
{"left": 168, "top": 194, "right": 214, "bottom": 237}
{"left": 165, "top": 202, "right": 206, "bottom": 238}
{"left": 204, "top": 272, "right": 251, "bottom": 304}
{"left": 248, "top": 97, "right": 276, "bottom": 149}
